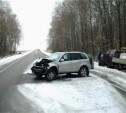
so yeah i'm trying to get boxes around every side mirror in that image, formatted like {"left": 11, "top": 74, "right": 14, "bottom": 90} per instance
{"left": 60, "top": 59, "right": 64, "bottom": 62}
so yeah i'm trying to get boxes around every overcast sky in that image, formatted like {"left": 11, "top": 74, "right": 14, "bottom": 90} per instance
{"left": 7, "top": 0, "right": 61, "bottom": 50}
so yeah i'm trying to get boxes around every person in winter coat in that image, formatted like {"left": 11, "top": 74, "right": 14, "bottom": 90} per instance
{"left": 97, "top": 52, "right": 101, "bottom": 66}
{"left": 103, "top": 53, "right": 110, "bottom": 67}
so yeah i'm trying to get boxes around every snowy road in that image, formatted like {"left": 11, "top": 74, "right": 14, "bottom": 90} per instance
{"left": 0, "top": 50, "right": 47, "bottom": 113}
{"left": 0, "top": 51, "right": 126, "bottom": 113}
{"left": 91, "top": 62, "right": 126, "bottom": 91}
{"left": 17, "top": 74, "right": 126, "bottom": 113}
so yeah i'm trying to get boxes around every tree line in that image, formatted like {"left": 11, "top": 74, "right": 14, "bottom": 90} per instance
{"left": 0, "top": 0, "right": 21, "bottom": 57}
{"left": 47, "top": 0, "right": 126, "bottom": 56}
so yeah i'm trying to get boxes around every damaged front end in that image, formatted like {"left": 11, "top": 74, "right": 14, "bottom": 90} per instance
{"left": 31, "top": 58, "right": 53, "bottom": 77}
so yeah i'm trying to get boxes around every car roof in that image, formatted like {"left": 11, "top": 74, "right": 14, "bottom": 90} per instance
{"left": 55, "top": 51, "right": 86, "bottom": 54}
{"left": 55, "top": 51, "right": 85, "bottom": 53}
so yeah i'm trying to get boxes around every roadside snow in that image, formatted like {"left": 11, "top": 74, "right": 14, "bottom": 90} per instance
{"left": 0, "top": 51, "right": 32, "bottom": 67}
{"left": 94, "top": 62, "right": 126, "bottom": 77}
{"left": 91, "top": 62, "right": 126, "bottom": 90}
{"left": 18, "top": 74, "right": 126, "bottom": 113}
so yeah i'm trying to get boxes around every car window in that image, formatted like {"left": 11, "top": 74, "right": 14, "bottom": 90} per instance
{"left": 114, "top": 51, "right": 121, "bottom": 58}
{"left": 81, "top": 53, "right": 87, "bottom": 59}
{"left": 48, "top": 53, "right": 61, "bottom": 61}
{"left": 71, "top": 53, "right": 82, "bottom": 60}
{"left": 61, "top": 53, "right": 71, "bottom": 61}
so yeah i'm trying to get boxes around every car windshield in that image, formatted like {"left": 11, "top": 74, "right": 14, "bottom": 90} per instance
{"left": 48, "top": 53, "right": 61, "bottom": 61}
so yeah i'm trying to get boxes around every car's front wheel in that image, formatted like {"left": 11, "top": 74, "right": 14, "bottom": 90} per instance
{"left": 66, "top": 73, "right": 71, "bottom": 76}
{"left": 45, "top": 69, "right": 57, "bottom": 81}
{"left": 79, "top": 66, "right": 89, "bottom": 77}
{"left": 35, "top": 75, "right": 42, "bottom": 79}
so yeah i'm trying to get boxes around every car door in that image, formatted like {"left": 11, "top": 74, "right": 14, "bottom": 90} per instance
{"left": 70, "top": 53, "right": 85, "bottom": 72}
{"left": 58, "top": 53, "right": 72, "bottom": 73}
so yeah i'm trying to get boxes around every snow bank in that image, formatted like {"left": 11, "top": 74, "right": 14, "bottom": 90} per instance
{"left": 91, "top": 62, "right": 126, "bottom": 90}
{"left": 18, "top": 74, "right": 126, "bottom": 113}
{"left": 0, "top": 51, "right": 32, "bottom": 67}
{"left": 94, "top": 62, "right": 126, "bottom": 77}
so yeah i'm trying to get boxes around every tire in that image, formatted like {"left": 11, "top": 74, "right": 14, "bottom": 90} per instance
{"left": 45, "top": 69, "right": 57, "bottom": 81}
{"left": 114, "top": 64, "right": 119, "bottom": 69}
{"left": 120, "top": 64, "right": 125, "bottom": 70}
{"left": 35, "top": 75, "right": 42, "bottom": 79}
{"left": 79, "top": 66, "right": 89, "bottom": 77}
{"left": 66, "top": 73, "right": 71, "bottom": 76}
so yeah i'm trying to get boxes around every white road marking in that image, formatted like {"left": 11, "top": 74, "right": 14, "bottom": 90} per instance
{"left": 0, "top": 58, "right": 23, "bottom": 73}
{"left": 0, "top": 51, "right": 32, "bottom": 73}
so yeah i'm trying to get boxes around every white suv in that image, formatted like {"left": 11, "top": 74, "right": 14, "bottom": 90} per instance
{"left": 31, "top": 52, "right": 91, "bottom": 81}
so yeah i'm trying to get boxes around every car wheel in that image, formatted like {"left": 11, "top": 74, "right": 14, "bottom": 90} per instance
{"left": 66, "top": 73, "right": 71, "bottom": 76}
{"left": 79, "top": 67, "right": 89, "bottom": 77}
{"left": 45, "top": 69, "right": 57, "bottom": 81}
{"left": 114, "top": 64, "right": 119, "bottom": 69}
{"left": 35, "top": 75, "right": 42, "bottom": 78}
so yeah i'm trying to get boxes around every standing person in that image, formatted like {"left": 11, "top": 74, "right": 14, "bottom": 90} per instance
{"left": 97, "top": 52, "right": 101, "bottom": 66}
{"left": 101, "top": 53, "right": 105, "bottom": 66}
{"left": 106, "top": 52, "right": 110, "bottom": 67}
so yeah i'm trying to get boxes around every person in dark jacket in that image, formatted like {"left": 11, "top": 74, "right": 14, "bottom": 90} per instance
{"left": 97, "top": 52, "right": 101, "bottom": 66}
{"left": 103, "top": 53, "right": 110, "bottom": 67}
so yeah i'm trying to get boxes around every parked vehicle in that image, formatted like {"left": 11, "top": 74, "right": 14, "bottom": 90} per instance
{"left": 121, "top": 47, "right": 126, "bottom": 53}
{"left": 31, "top": 52, "right": 91, "bottom": 81}
{"left": 112, "top": 51, "right": 126, "bottom": 70}
{"left": 97, "top": 47, "right": 126, "bottom": 70}
{"left": 102, "top": 48, "right": 126, "bottom": 70}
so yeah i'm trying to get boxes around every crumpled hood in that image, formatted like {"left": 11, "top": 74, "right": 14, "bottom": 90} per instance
{"left": 34, "top": 58, "right": 54, "bottom": 67}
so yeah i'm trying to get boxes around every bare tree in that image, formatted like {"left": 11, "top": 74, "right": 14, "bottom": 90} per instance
{"left": 0, "top": 0, "right": 21, "bottom": 57}
{"left": 47, "top": 0, "right": 126, "bottom": 56}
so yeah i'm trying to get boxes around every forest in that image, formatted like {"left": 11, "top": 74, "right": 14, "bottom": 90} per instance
{"left": 0, "top": 0, "right": 21, "bottom": 57}
{"left": 48, "top": 0, "right": 126, "bottom": 56}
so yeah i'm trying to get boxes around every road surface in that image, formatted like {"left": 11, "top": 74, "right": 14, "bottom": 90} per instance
{"left": 0, "top": 50, "right": 47, "bottom": 113}
{"left": 0, "top": 50, "right": 126, "bottom": 113}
